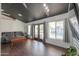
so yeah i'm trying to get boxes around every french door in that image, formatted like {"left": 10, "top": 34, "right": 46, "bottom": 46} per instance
{"left": 34, "top": 25, "right": 39, "bottom": 38}
{"left": 34, "top": 24, "right": 44, "bottom": 41}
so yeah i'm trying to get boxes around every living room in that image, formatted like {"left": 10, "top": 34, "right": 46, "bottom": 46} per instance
{"left": 0, "top": 3, "right": 79, "bottom": 56}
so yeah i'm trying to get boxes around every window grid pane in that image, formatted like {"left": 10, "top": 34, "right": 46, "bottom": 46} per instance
{"left": 48, "top": 22, "right": 55, "bottom": 39}
{"left": 70, "top": 16, "right": 79, "bottom": 34}
{"left": 48, "top": 21, "right": 64, "bottom": 40}
{"left": 56, "top": 21, "right": 64, "bottom": 40}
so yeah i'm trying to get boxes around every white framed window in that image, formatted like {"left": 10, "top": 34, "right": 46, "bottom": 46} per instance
{"left": 48, "top": 21, "right": 64, "bottom": 40}
{"left": 70, "top": 16, "right": 79, "bottom": 34}
{"left": 56, "top": 21, "right": 64, "bottom": 39}
{"left": 48, "top": 22, "right": 55, "bottom": 39}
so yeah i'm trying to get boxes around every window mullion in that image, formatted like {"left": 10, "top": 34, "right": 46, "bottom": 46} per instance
{"left": 55, "top": 22, "right": 56, "bottom": 39}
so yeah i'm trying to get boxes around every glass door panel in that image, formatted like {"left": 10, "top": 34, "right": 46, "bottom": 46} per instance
{"left": 34, "top": 25, "right": 39, "bottom": 38}
{"left": 34, "top": 24, "right": 44, "bottom": 41}
{"left": 28, "top": 25, "right": 31, "bottom": 36}
{"left": 39, "top": 24, "right": 44, "bottom": 40}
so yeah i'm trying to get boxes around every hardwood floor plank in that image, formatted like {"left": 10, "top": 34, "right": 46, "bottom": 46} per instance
{"left": 1, "top": 39, "right": 66, "bottom": 56}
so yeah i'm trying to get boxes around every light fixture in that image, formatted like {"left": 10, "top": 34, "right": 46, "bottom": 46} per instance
{"left": 43, "top": 3, "right": 46, "bottom": 7}
{"left": 18, "top": 13, "right": 22, "bottom": 16}
{"left": 2, "top": 12, "right": 10, "bottom": 16}
{"left": 23, "top": 3, "right": 27, "bottom": 9}
{"left": 43, "top": 3, "right": 50, "bottom": 16}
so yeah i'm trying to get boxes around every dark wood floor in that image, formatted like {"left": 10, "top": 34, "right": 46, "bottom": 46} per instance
{"left": 1, "top": 39, "right": 66, "bottom": 56}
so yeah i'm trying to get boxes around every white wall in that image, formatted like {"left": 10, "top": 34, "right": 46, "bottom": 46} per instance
{"left": 0, "top": 15, "right": 26, "bottom": 40}
{"left": 25, "top": 9, "right": 75, "bottom": 48}
{"left": 46, "top": 39, "right": 69, "bottom": 48}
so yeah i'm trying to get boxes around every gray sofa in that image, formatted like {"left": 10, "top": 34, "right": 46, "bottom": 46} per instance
{"left": 1, "top": 32, "right": 24, "bottom": 44}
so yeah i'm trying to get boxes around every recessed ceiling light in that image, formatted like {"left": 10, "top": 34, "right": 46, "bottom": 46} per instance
{"left": 18, "top": 13, "right": 22, "bottom": 16}
{"left": 23, "top": 3, "right": 27, "bottom": 9}
{"left": 43, "top": 3, "right": 46, "bottom": 7}
{"left": 43, "top": 3, "right": 50, "bottom": 15}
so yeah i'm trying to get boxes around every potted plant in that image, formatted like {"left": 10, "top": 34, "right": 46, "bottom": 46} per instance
{"left": 25, "top": 34, "right": 30, "bottom": 39}
{"left": 62, "top": 46, "right": 77, "bottom": 56}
